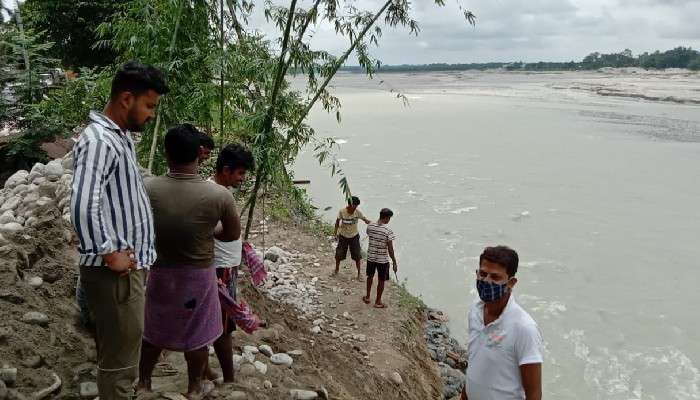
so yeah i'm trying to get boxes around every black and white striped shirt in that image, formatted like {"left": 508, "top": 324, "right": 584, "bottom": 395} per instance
{"left": 70, "top": 111, "right": 156, "bottom": 268}
{"left": 366, "top": 222, "right": 396, "bottom": 264}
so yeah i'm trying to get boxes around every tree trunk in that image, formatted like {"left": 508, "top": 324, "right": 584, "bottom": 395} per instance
{"left": 285, "top": 0, "right": 392, "bottom": 149}
{"left": 243, "top": 0, "right": 298, "bottom": 239}
{"left": 146, "top": 112, "right": 162, "bottom": 173}
{"left": 244, "top": 164, "right": 264, "bottom": 239}
{"left": 219, "top": 0, "right": 226, "bottom": 147}
{"left": 146, "top": 0, "right": 183, "bottom": 173}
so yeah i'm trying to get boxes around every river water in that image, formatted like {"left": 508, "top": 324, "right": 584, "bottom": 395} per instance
{"left": 292, "top": 70, "right": 700, "bottom": 399}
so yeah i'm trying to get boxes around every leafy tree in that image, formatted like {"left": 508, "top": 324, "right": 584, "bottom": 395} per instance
{"left": 96, "top": 0, "right": 219, "bottom": 173}
{"left": 20, "top": 0, "right": 129, "bottom": 68}
{"left": 689, "top": 58, "right": 700, "bottom": 71}
{"left": 0, "top": 13, "right": 63, "bottom": 177}
{"left": 639, "top": 47, "right": 700, "bottom": 69}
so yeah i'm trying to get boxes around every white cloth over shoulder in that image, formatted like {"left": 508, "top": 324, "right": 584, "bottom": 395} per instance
{"left": 206, "top": 178, "right": 242, "bottom": 269}
{"left": 213, "top": 237, "right": 242, "bottom": 269}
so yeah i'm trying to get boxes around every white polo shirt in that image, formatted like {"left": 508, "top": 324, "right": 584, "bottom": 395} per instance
{"left": 465, "top": 295, "right": 543, "bottom": 400}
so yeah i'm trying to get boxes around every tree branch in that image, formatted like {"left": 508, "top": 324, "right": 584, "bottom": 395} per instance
{"left": 287, "top": 0, "right": 392, "bottom": 145}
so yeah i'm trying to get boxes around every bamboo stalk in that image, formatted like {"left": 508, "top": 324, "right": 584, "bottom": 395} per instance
{"left": 147, "top": 0, "right": 184, "bottom": 173}
{"left": 244, "top": 0, "right": 298, "bottom": 240}
{"left": 219, "top": 0, "right": 225, "bottom": 146}
{"left": 291, "top": 0, "right": 392, "bottom": 137}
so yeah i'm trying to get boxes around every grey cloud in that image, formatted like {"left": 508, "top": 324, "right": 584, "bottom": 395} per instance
{"left": 241, "top": 0, "right": 700, "bottom": 64}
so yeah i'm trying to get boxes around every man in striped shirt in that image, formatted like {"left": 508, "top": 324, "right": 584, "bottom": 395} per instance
{"left": 71, "top": 61, "right": 168, "bottom": 400}
{"left": 363, "top": 208, "right": 398, "bottom": 308}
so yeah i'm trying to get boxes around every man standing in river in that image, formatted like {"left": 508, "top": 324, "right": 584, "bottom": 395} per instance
{"left": 461, "top": 246, "right": 543, "bottom": 400}
{"left": 334, "top": 196, "right": 371, "bottom": 280}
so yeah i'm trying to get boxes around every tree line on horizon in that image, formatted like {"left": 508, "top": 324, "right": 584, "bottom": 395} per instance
{"left": 340, "top": 47, "right": 700, "bottom": 73}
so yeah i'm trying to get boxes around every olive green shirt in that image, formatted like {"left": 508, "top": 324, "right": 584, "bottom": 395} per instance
{"left": 145, "top": 173, "right": 236, "bottom": 268}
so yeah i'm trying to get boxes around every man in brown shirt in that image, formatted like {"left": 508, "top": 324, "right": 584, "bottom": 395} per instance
{"left": 138, "top": 124, "right": 239, "bottom": 397}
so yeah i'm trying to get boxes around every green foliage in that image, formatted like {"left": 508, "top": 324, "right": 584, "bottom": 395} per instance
{"left": 313, "top": 137, "right": 352, "bottom": 201}
{"left": 267, "top": 198, "right": 291, "bottom": 221}
{"left": 4, "top": 104, "right": 65, "bottom": 161}
{"left": 5, "top": 68, "right": 111, "bottom": 162}
{"left": 638, "top": 47, "right": 700, "bottom": 70}
{"left": 351, "top": 47, "right": 700, "bottom": 73}
{"left": 581, "top": 49, "right": 636, "bottom": 69}
{"left": 0, "top": 24, "right": 58, "bottom": 111}
{"left": 397, "top": 279, "right": 427, "bottom": 312}
{"left": 20, "top": 0, "right": 128, "bottom": 68}
{"left": 0, "top": 19, "right": 64, "bottom": 164}
{"left": 96, "top": 0, "right": 219, "bottom": 174}
{"left": 38, "top": 68, "right": 112, "bottom": 128}
{"left": 689, "top": 58, "right": 700, "bottom": 71}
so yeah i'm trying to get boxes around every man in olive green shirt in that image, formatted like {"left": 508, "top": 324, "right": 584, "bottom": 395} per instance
{"left": 334, "top": 196, "right": 371, "bottom": 280}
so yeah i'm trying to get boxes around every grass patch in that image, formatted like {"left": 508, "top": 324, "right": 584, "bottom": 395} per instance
{"left": 266, "top": 196, "right": 291, "bottom": 221}
{"left": 397, "top": 279, "right": 427, "bottom": 312}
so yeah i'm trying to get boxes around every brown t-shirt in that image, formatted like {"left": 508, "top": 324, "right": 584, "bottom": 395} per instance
{"left": 145, "top": 174, "right": 236, "bottom": 268}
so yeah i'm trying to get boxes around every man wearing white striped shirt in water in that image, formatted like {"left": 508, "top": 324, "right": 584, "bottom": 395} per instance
{"left": 362, "top": 208, "right": 397, "bottom": 308}
{"left": 71, "top": 62, "right": 168, "bottom": 400}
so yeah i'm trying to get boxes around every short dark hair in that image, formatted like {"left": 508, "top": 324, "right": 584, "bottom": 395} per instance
{"left": 216, "top": 144, "right": 254, "bottom": 173}
{"left": 379, "top": 208, "right": 393, "bottom": 219}
{"left": 349, "top": 196, "right": 360, "bottom": 206}
{"left": 198, "top": 131, "right": 215, "bottom": 150}
{"left": 110, "top": 61, "right": 169, "bottom": 99}
{"left": 164, "top": 124, "right": 201, "bottom": 165}
{"left": 480, "top": 246, "right": 519, "bottom": 277}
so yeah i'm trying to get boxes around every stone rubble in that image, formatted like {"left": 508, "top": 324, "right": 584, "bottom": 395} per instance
{"left": 289, "top": 389, "right": 318, "bottom": 400}
{"left": 424, "top": 309, "right": 469, "bottom": 399}
{"left": 270, "top": 353, "right": 293, "bottom": 368}
{"left": 258, "top": 345, "right": 273, "bottom": 357}
{"left": 260, "top": 248, "right": 324, "bottom": 318}
{"left": 0, "top": 156, "right": 74, "bottom": 242}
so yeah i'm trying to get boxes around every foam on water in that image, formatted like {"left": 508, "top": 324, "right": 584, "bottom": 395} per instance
{"left": 511, "top": 210, "right": 532, "bottom": 221}
{"left": 464, "top": 176, "right": 493, "bottom": 182}
{"left": 518, "top": 294, "right": 567, "bottom": 319}
{"left": 563, "top": 330, "right": 700, "bottom": 399}
{"left": 334, "top": 138, "right": 348, "bottom": 144}
{"left": 450, "top": 206, "right": 478, "bottom": 214}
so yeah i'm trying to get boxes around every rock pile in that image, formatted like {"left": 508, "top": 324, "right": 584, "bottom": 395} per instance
{"left": 0, "top": 155, "right": 83, "bottom": 400}
{"left": 424, "top": 309, "right": 468, "bottom": 399}
{"left": 260, "top": 247, "right": 323, "bottom": 317}
{"left": 0, "top": 156, "right": 74, "bottom": 245}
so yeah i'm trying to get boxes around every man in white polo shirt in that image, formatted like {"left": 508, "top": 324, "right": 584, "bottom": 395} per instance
{"left": 461, "top": 246, "right": 543, "bottom": 400}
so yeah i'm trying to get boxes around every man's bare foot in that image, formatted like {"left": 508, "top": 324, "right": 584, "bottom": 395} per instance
{"left": 362, "top": 296, "right": 370, "bottom": 304}
{"left": 374, "top": 302, "right": 387, "bottom": 309}
{"left": 185, "top": 380, "right": 215, "bottom": 400}
{"left": 356, "top": 275, "right": 363, "bottom": 282}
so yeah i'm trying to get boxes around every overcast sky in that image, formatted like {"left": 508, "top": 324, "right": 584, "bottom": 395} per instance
{"left": 253, "top": 0, "right": 700, "bottom": 64}
{"left": 3, "top": 0, "right": 699, "bottom": 64}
